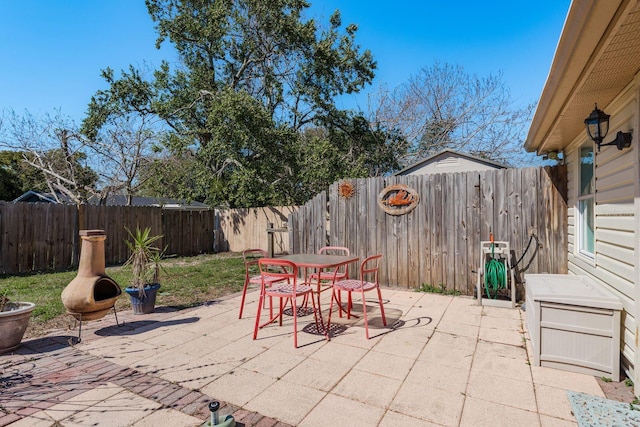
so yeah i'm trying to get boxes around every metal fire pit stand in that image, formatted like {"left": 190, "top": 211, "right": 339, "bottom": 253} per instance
{"left": 70, "top": 307, "right": 124, "bottom": 344}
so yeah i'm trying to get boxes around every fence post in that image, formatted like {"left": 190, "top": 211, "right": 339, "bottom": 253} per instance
{"left": 267, "top": 222, "right": 275, "bottom": 257}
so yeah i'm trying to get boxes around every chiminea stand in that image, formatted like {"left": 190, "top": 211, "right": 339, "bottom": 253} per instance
{"left": 70, "top": 307, "right": 124, "bottom": 344}
{"left": 62, "top": 230, "right": 124, "bottom": 343}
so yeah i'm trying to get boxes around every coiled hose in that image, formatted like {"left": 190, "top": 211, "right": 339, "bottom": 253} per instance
{"left": 484, "top": 240, "right": 506, "bottom": 299}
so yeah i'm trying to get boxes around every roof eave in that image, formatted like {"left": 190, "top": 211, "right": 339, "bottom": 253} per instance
{"left": 525, "top": 0, "right": 626, "bottom": 154}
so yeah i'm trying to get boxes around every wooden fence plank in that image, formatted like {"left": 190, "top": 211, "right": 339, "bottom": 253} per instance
{"left": 466, "top": 173, "right": 481, "bottom": 294}
{"left": 443, "top": 173, "right": 456, "bottom": 292}
{"left": 394, "top": 177, "right": 409, "bottom": 288}
{"left": 405, "top": 176, "right": 424, "bottom": 288}
{"left": 453, "top": 173, "right": 468, "bottom": 293}
{"left": 372, "top": 177, "right": 387, "bottom": 284}
{"left": 430, "top": 173, "right": 443, "bottom": 287}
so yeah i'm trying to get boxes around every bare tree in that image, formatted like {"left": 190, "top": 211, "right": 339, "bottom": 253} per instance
{"left": 0, "top": 109, "right": 161, "bottom": 205}
{"left": 369, "top": 62, "right": 536, "bottom": 167}
{"left": 86, "top": 113, "right": 160, "bottom": 205}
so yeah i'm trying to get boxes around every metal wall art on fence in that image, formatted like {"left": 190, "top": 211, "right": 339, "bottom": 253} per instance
{"left": 337, "top": 180, "right": 356, "bottom": 199}
{"left": 377, "top": 184, "right": 420, "bottom": 215}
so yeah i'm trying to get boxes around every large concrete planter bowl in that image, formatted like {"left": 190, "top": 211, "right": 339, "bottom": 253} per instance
{"left": 0, "top": 302, "right": 35, "bottom": 354}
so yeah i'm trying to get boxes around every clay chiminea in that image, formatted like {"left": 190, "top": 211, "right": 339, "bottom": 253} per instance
{"left": 62, "top": 230, "right": 122, "bottom": 321}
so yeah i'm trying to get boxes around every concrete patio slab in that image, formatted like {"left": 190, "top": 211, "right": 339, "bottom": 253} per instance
{"left": 244, "top": 379, "right": 326, "bottom": 426}
{"left": 405, "top": 359, "right": 469, "bottom": 394}
{"left": 201, "top": 368, "right": 278, "bottom": 407}
{"left": 1, "top": 287, "right": 633, "bottom": 426}
{"left": 299, "top": 393, "right": 385, "bottom": 427}
{"left": 466, "top": 370, "right": 537, "bottom": 412}
{"left": 539, "top": 413, "right": 579, "bottom": 426}
{"left": 459, "top": 396, "right": 540, "bottom": 427}
{"left": 529, "top": 365, "right": 606, "bottom": 396}
{"left": 378, "top": 410, "right": 442, "bottom": 427}
{"left": 390, "top": 380, "right": 465, "bottom": 426}
{"left": 281, "top": 357, "right": 351, "bottom": 391}
{"left": 535, "top": 383, "right": 579, "bottom": 421}
{"left": 332, "top": 369, "right": 402, "bottom": 409}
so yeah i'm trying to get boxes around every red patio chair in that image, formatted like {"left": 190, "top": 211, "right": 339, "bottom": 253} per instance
{"left": 307, "top": 246, "right": 352, "bottom": 315}
{"left": 327, "top": 254, "right": 387, "bottom": 339}
{"left": 253, "top": 258, "right": 318, "bottom": 348}
{"left": 238, "top": 249, "right": 287, "bottom": 319}
{"left": 308, "top": 246, "right": 351, "bottom": 282}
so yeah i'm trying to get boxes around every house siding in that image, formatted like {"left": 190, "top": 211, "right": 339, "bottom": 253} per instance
{"left": 565, "top": 90, "right": 638, "bottom": 380}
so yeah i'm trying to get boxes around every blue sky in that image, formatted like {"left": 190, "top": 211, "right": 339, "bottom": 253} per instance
{"left": 0, "top": 1, "right": 570, "bottom": 125}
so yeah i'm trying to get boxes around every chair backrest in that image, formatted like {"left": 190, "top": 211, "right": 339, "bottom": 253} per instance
{"left": 318, "top": 246, "right": 350, "bottom": 275}
{"left": 360, "top": 254, "right": 382, "bottom": 284}
{"left": 258, "top": 258, "right": 298, "bottom": 290}
{"left": 243, "top": 249, "right": 267, "bottom": 266}
{"left": 243, "top": 249, "right": 267, "bottom": 280}
{"left": 318, "top": 246, "right": 350, "bottom": 256}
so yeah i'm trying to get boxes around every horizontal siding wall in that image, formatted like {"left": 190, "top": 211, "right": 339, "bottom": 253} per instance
{"left": 565, "top": 92, "right": 638, "bottom": 379}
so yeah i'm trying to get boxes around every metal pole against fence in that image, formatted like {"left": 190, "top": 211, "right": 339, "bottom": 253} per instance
{"left": 267, "top": 222, "right": 275, "bottom": 257}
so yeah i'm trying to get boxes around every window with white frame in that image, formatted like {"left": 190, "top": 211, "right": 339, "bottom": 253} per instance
{"left": 577, "top": 145, "right": 594, "bottom": 257}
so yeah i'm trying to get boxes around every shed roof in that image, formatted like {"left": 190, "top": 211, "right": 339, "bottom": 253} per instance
{"left": 394, "top": 149, "right": 508, "bottom": 176}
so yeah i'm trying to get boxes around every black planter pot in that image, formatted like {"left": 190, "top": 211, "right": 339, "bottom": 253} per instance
{"left": 125, "top": 284, "right": 161, "bottom": 314}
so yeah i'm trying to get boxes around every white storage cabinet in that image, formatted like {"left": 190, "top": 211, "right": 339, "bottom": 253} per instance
{"left": 525, "top": 274, "right": 622, "bottom": 380}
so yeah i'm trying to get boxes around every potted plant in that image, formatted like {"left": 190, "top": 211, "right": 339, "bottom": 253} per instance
{"left": 0, "top": 289, "right": 36, "bottom": 354}
{"left": 124, "top": 227, "right": 166, "bottom": 314}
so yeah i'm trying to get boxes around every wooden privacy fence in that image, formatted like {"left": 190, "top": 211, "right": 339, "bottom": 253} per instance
{"left": 0, "top": 203, "right": 299, "bottom": 274}
{"left": 0, "top": 203, "right": 217, "bottom": 274}
{"left": 215, "top": 206, "right": 297, "bottom": 254}
{"left": 289, "top": 166, "right": 568, "bottom": 295}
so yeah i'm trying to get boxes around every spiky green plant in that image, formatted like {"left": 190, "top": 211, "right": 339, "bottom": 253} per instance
{"left": 124, "top": 227, "right": 163, "bottom": 296}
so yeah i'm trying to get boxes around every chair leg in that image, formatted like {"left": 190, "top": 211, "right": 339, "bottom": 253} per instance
{"left": 348, "top": 293, "right": 353, "bottom": 316}
{"left": 269, "top": 295, "right": 274, "bottom": 320}
{"left": 377, "top": 287, "right": 387, "bottom": 326}
{"left": 253, "top": 289, "right": 265, "bottom": 340}
{"left": 327, "top": 289, "right": 336, "bottom": 336}
{"left": 361, "top": 289, "right": 370, "bottom": 339}
{"left": 292, "top": 296, "right": 298, "bottom": 348}
{"left": 311, "top": 292, "right": 325, "bottom": 340}
{"left": 239, "top": 278, "right": 249, "bottom": 319}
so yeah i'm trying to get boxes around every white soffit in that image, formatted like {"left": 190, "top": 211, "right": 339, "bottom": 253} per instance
{"left": 526, "top": 0, "right": 640, "bottom": 154}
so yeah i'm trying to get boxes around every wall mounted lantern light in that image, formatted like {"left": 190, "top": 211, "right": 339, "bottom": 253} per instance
{"left": 584, "top": 104, "right": 632, "bottom": 151}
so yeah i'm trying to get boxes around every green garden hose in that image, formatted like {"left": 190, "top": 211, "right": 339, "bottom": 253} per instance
{"left": 484, "top": 241, "right": 506, "bottom": 299}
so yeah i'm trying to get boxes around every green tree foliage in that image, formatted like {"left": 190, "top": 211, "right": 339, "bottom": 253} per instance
{"left": 137, "top": 150, "right": 209, "bottom": 202}
{"left": 0, "top": 151, "right": 29, "bottom": 200}
{"left": 84, "top": 0, "right": 402, "bottom": 207}
{"left": 297, "top": 115, "right": 405, "bottom": 200}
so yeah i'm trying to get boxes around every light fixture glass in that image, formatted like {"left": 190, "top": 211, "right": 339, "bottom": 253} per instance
{"left": 584, "top": 104, "right": 610, "bottom": 145}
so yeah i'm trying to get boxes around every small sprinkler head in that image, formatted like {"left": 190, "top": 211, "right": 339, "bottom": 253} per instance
{"left": 209, "top": 401, "right": 220, "bottom": 425}
{"left": 209, "top": 401, "right": 220, "bottom": 412}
